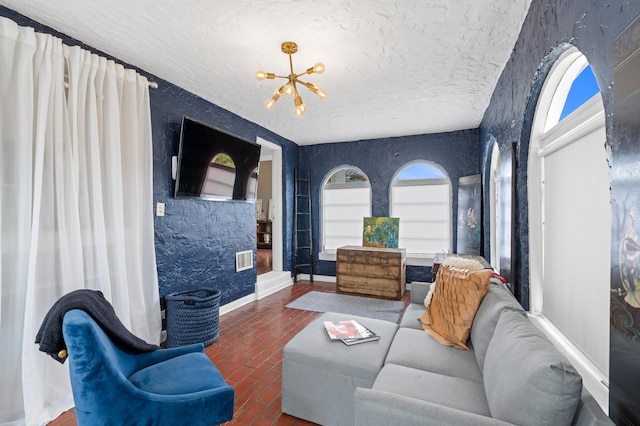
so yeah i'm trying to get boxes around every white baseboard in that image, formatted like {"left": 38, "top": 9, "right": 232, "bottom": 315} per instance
{"left": 219, "top": 293, "right": 256, "bottom": 316}
{"left": 219, "top": 271, "right": 293, "bottom": 316}
{"left": 296, "top": 274, "right": 414, "bottom": 293}
{"left": 256, "top": 271, "right": 293, "bottom": 299}
{"left": 297, "top": 274, "right": 336, "bottom": 283}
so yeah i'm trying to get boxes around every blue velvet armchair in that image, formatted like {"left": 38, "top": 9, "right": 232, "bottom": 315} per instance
{"left": 62, "top": 309, "right": 234, "bottom": 426}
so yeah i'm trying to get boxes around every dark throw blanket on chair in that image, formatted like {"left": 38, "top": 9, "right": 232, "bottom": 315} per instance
{"left": 36, "top": 289, "right": 159, "bottom": 363}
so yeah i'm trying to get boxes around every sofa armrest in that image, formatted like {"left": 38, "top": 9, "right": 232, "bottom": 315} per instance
{"left": 354, "top": 388, "right": 514, "bottom": 426}
{"left": 410, "top": 282, "right": 432, "bottom": 305}
{"left": 573, "top": 389, "right": 614, "bottom": 425}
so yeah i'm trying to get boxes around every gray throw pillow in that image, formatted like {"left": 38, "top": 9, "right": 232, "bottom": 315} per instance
{"left": 483, "top": 309, "right": 582, "bottom": 425}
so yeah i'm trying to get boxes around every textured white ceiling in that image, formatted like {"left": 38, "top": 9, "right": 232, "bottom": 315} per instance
{"left": 1, "top": 0, "right": 531, "bottom": 145}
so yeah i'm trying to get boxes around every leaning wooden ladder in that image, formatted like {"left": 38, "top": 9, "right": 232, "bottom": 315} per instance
{"left": 293, "top": 169, "right": 313, "bottom": 282}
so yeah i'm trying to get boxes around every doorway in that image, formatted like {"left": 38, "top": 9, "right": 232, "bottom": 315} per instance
{"left": 255, "top": 137, "right": 292, "bottom": 297}
{"left": 256, "top": 158, "right": 274, "bottom": 275}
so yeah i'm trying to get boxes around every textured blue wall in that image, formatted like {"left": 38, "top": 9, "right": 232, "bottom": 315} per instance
{"left": 300, "top": 130, "right": 480, "bottom": 283}
{"left": 0, "top": 6, "right": 299, "bottom": 307}
{"left": 479, "top": 0, "right": 635, "bottom": 305}
{"left": 150, "top": 84, "right": 298, "bottom": 305}
{"left": 479, "top": 0, "right": 640, "bottom": 421}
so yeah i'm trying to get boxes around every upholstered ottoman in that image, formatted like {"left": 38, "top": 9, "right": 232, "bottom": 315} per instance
{"left": 282, "top": 312, "right": 399, "bottom": 426}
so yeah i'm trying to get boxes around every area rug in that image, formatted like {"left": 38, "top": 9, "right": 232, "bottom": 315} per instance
{"left": 285, "top": 291, "right": 405, "bottom": 323}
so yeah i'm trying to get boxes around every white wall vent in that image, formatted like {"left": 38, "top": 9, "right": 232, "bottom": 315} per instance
{"left": 236, "top": 250, "right": 253, "bottom": 272}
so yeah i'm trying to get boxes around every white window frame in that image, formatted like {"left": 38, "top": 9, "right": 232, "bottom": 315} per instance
{"left": 527, "top": 47, "right": 609, "bottom": 412}
{"left": 389, "top": 160, "right": 452, "bottom": 266}
{"left": 489, "top": 141, "right": 501, "bottom": 270}
{"left": 319, "top": 166, "right": 371, "bottom": 260}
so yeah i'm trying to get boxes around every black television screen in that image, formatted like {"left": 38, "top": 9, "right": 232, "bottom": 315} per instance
{"left": 174, "top": 116, "right": 261, "bottom": 201}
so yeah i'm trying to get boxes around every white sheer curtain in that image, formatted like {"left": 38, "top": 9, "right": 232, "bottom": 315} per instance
{"left": 0, "top": 17, "right": 161, "bottom": 425}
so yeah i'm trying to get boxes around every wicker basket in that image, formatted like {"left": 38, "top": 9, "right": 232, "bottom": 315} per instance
{"left": 165, "top": 288, "right": 221, "bottom": 348}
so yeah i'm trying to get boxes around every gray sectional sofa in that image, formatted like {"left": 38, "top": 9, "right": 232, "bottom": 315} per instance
{"left": 353, "top": 281, "right": 612, "bottom": 425}
{"left": 282, "top": 281, "right": 613, "bottom": 425}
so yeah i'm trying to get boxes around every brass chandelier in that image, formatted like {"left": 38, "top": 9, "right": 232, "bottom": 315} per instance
{"left": 255, "top": 41, "right": 327, "bottom": 118}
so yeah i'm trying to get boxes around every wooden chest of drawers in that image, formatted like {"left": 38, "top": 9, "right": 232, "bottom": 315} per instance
{"left": 336, "top": 246, "right": 406, "bottom": 300}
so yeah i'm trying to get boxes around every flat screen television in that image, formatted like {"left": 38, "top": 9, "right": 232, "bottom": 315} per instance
{"left": 174, "top": 116, "right": 261, "bottom": 201}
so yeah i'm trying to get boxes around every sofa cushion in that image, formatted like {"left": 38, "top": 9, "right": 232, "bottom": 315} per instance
{"left": 470, "top": 282, "right": 524, "bottom": 370}
{"left": 483, "top": 309, "right": 582, "bottom": 426}
{"left": 385, "top": 327, "right": 483, "bottom": 382}
{"left": 419, "top": 262, "right": 492, "bottom": 350}
{"left": 399, "top": 303, "right": 426, "bottom": 330}
{"left": 373, "top": 363, "right": 491, "bottom": 417}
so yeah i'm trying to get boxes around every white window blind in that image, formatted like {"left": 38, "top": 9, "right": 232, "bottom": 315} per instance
{"left": 391, "top": 179, "right": 451, "bottom": 256}
{"left": 322, "top": 184, "right": 371, "bottom": 251}
{"left": 539, "top": 104, "right": 609, "bottom": 379}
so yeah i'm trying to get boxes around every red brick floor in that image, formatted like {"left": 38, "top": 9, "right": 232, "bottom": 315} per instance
{"left": 47, "top": 281, "right": 412, "bottom": 425}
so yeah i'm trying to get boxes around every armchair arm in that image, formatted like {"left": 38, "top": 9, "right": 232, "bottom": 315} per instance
{"left": 354, "top": 388, "right": 514, "bottom": 426}
{"left": 133, "top": 343, "right": 205, "bottom": 371}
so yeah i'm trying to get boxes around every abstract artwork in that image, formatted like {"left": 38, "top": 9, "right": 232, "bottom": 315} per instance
{"left": 363, "top": 217, "right": 399, "bottom": 248}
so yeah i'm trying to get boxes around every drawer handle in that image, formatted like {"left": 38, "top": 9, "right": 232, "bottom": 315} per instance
{"left": 348, "top": 255, "right": 355, "bottom": 262}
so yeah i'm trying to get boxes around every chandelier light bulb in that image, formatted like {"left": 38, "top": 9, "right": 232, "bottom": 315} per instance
{"left": 283, "top": 83, "right": 295, "bottom": 97}
{"left": 309, "top": 84, "right": 327, "bottom": 99}
{"left": 312, "top": 62, "right": 325, "bottom": 74}
{"left": 264, "top": 98, "right": 276, "bottom": 110}
{"left": 316, "top": 88, "right": 328, "bottom": 99}
{"left": 255, "top": 70, "right": 267, "bottom": 80}
{"left": 294, "top": 95, "right": 306, "bottom": 118}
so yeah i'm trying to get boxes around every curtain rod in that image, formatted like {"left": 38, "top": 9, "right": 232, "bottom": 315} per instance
{"left": 62, "top": 80, "right": 158, "bottom": 89}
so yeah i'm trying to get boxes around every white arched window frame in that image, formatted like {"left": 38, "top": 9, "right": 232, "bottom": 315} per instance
{"left": 389, "top": 160, "right": 452, "bottom": 266}
{"left": 319, "top": 166, "right": 372, "bottom": 257}
{"left": 489, "top": 142, "right": 501, "bottom": 270}
{"left": 527, "top": 47, "right": 609, "bottom": 411}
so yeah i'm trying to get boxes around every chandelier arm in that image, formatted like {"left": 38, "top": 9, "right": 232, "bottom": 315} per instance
{"left": 288, "top": 54, "right": 295, "bottom": 73}
{"left": 297, "top": 80, "right": 312, "bottom": 93}
{"left": 295, "top": 69, "right": 313, "bottom": 79}
{"left": 292, "top": 81, "right": 301, "bottom": 98}
{"left": 297, "top": 80, "right": 318, "bottom": 92}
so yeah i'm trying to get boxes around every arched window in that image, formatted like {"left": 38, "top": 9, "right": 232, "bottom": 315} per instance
{"left": 321, "top": 166, "right": 371, "bottom": 252}
{"left": 542, "top": 55, "right": 600, "bottom": 132}
{"left": 389, "top": 161, "right": 451, "bottom": 259}
{"left": 489, "top": 141, "right": 514, "bottom": 276}
{"left": 528, "top": 47, "right": 609, "bottom": 409}
{"left": 489, "top": 142, "right": 500, "bottom": 270}
{"left": 202, "top": 153, "right": 235, "bottom": 198}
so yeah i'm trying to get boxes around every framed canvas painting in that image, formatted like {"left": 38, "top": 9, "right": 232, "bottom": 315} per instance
{"left": 363, "top": 217, "right": 399, "bottom": 248}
